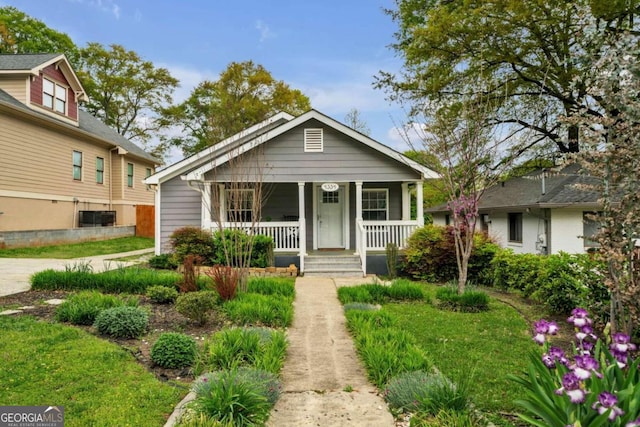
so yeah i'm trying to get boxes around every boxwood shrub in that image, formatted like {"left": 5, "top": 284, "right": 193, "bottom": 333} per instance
{"left": 93, "top": 306, "right": 149, "bottom": 338}
{"left": 151, "top": 332, "right": 197, "bottom": 369}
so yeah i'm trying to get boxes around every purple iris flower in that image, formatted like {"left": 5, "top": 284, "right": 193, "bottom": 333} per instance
{"left": 533, "top": 319, "right": 559, "bottom": 345}
{"left": 572, "top": 354, "right": 601, "bottom": 380}
{"left": 568, "top": 308, "right": 592, "bottom": 328}
{"left": 626, "top": 417, "right": 640, "bottom": 427}
{"left": 555, "top": 372, "right": 585, "bottom": 403}
{"left": 592, "top": 391, "right": 624, "bottom": 421}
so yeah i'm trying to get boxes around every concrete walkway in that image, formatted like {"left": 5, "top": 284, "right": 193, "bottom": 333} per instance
{"left": 0, "top": 248, "right": 154, "bottom": 297}
{"left": 267, "top": 276, "right": 394, "bottom": 426}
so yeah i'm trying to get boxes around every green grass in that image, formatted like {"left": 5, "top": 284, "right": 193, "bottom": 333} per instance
{"left": 0, "top": 315, "right": 184, "bottom": 426}
{"left": 0, "top": 236, "right": 153, "bottom": 258}
{"left": 384, "top": 284, "right": 537, "bottom": 416}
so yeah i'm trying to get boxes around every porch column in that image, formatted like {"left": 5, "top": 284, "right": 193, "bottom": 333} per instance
{"left": 217, "top": 184, "right": 226, "bottom": 224}
{"left": 202, "top": 184, "right": 212, "bottom": 229}
{"left": 298, "top": 182, "right": 306, "bottom": 272}
{"left": 401, "top": 182, "right": 410, "bottom": 221}
{"left": 355, "top": 181, "right": 363, "bottom": 220}
{"left": 416, "top": 181, "right": 424, "bottom": 225}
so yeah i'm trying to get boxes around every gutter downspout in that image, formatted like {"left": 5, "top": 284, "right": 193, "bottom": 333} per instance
{"left": 109, "top": 147, "right": 119, "bottom": 211}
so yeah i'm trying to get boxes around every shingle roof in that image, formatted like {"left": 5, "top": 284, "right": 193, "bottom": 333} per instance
{"left": 0, "top": 88, "right": 158, "bottom": 164}
{"left": 0, "top": 53, "right": 62, "bottom": 71}
{"left": 428, "top": 163, "right": 602, "bottom": 212}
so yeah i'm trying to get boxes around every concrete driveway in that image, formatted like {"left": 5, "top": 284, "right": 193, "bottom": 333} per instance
{"left": 0, "top": 249, "right": 154, "bottom": 297}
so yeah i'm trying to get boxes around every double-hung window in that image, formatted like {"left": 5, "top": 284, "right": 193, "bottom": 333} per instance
{"left": 127, "top": 163, "right": 134, "bottom": 187}
{"left": 226, "top": 189, "right": 254, "bottom": 222}
{"left": 43, "top": 78, "right": 67, "bottom": 114}
{"left": 96, "top": 157, "right": 104, "bottom": 184}
{"left": 72, "top": 151, "right": 82, "bottom": 181}
{"left": 508, "top": 213, "right": 523, "bottom": 243}
{"left": 362, "top": 189, "right": 388, "bottom": 220}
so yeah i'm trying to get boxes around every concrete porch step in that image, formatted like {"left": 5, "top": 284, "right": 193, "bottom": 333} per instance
{"left": 304, "top": 254, "right": 363, "bottom": 277}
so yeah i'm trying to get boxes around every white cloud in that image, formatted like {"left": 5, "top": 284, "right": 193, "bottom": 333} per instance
{"left": 255, "top": 20, "right": 275, "bottom": 43}
{"left": 386, "top": 122, "right": 425, "bottom": 151}
{"left": 158, "top": 63, "right": 218, "bottom": 103}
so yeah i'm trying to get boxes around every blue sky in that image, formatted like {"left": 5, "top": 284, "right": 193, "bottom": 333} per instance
{"left": 1, "top": 0, "right": 412, "bottom": 162}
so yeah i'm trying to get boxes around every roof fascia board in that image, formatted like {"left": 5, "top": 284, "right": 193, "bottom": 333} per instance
{"left": 145, "top": 111, "right": 294, "bottom": 185}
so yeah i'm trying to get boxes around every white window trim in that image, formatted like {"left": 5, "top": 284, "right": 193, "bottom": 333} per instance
{"left": 43, "top": 77, "right": 67, "bottom": 114}
{"left": 127, "top": 163, "right": 134, "bottom": 188}
{"left": 362, "top": 188, "right": 389, "bottom": 221}
{"left": 304, "top": 128, "right": 323, "bottom": 152}
{"left": 72, "top": 150, "right": 83, "bottom": 181}
{"left": 96, "top": 157, "right": 104, "bottom": 184}
{"left": 508, "top": 212, "right": 523, "bottom": 243}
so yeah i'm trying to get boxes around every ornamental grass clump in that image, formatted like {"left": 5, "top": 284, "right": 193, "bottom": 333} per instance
{"left": 510, "top": 308, "right": 640, "bottom": 426}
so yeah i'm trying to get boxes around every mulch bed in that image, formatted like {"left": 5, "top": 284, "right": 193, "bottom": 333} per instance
{"left": 0, "top": 290, "right": 226, "bottom": 383}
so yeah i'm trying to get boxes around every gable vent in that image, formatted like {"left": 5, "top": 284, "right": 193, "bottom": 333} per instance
{"left": 304, "top": 128, "right": 323, "bottom": 152}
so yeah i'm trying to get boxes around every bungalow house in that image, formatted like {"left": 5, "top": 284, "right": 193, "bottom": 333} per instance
{"left": 430, "top": 163, "right": 602, "bottom": 254}
{"left": 0, "top": 53, "right": 159, "bottom": 246}
{"left": 145, "top": 109, "right": 438, "bottom": 276}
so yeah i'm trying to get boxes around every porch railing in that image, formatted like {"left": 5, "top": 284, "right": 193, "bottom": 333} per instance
{"left": 211, "top": 221, "right": 300, "bottom": 252}
{"left": 362, "top": 220, "right": 419, "bottom": 250}
{"left": 355, "top": 220, "right": 420, "bottom": 276}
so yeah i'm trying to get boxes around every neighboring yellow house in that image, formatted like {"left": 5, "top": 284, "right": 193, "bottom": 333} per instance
{"left": 0, "top": 53, "right": 158, "bottom": 239}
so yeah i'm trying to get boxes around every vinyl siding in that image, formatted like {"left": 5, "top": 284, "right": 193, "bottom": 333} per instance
{"left": 206, "top": 120, "right": 422, "bottom": 183}
{"left": 159, "top": 176, "right": 202, "bottom": 251}
{"left": 0, "top": 76, "right": 27, "bottom": 103}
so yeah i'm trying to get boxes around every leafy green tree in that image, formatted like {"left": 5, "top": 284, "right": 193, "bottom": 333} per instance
{"left": 377, "top": 0, "right": 640, "bottom": 154}
{"left": 77, "top": 43, "right": 179, "bottom": 145}
{"left": 0, "top": 6, "right": 79, "bottom": 62}
{"left": 161, "top": 60, "right": 311, "bottom": 156}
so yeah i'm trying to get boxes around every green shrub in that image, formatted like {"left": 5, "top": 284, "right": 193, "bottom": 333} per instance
{"left": 491, "top": 250, "right": 608, "bottom": 316}
{"left": 176, "top": 412, "right": 230, "bottom": 427}
{"left": 386, "top": 242, "right": 399, "bottom": 279}
{"left": 223, "top": 293, "right": 293, "bottom": 328}
{"left": 31, "top": 267, "right": 181, "bottom": 293}
{"left": 146, "top": 285, "right": 178, "bottom": 304}
{"left": 246, "top": 277, "right": 295, "bottom": 297}
{"left": 93, "top": 306, "right": 149, "bottom": 338}
{"left": 387, "top": 279, "right": 425, "bottom": 301}
{"left": 175, "top": 291, "right": 219, "bottom": 325}
{"left": 148, "top": 254, "right": 178, "bottom": 270}
{"left": 55, "top": 291, "right": 138, "bottom": 325}
{"left": 151, "top": 332, "right": 197, "bottom": 369}
{"left": 197, "top": 327, "right": 287, "bottom": 375}
{"left": 344, "top": 309, "right": 431, "bottom": 388}
{"left": 410, "top": 409, "right": 477, "bottom": 427}
{"left": 337, "top": 280, "right": 424, "bottom": 305}
{"left": 402, "top": 224, "right": 498, "bottom": 285}
{"left": 211, "top": 230, "right": 275, "bottom": 268}
{"left": 384, "top": 370, "right": 471, "bottom": 417}
{"left": 190, "top": 367, "right": 280, "bottom": 426}
{"left": 435, "top": 286, "right": 489, "bottom": 312}
{"left": 170, "top": 227, "right": 216, "bottom": 265}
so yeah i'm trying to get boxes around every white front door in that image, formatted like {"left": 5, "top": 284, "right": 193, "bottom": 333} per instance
{"left": 317, "top": 187, "right": 344, "bottom": 248}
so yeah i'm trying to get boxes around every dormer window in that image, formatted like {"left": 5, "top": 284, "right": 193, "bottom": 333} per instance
{"left": 43, "top": 78, "right": 67, "bottom": 114}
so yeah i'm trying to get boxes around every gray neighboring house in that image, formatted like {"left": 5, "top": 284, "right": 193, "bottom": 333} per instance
{"left": 145, "top": 109, "right": 438, "bottom": 276}
{"left": 430, "top": 163, "right": 602, "bottom": 255}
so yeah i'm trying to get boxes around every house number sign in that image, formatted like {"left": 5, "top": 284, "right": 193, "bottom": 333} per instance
{"left": 321, "top": 183, "right": 339, "bottom": 192}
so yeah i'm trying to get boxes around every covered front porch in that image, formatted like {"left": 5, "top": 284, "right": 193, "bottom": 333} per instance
{"left": 199, "top": 180, "right": 425, "bottom": 276}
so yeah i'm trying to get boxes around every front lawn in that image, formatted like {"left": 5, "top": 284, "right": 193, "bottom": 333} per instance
{"left": 0, "top": 315, "right": 183, "bottom": 426}
{"left": 0, "top": 236, "right": 154, "bottom": 258}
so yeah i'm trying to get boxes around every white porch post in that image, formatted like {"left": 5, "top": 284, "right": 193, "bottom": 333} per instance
{"left": 298, "top": 182, "right": 306, "bottom": 273}
{"left": 217, "top": 184, "right": 226, "bottom": 225}
{"left": 202, "top": 183, "right": 212, "bottom": 229}
{"left": 401, "top": 182, "right": 410, "bottom": 221}
{"left": 416, "top": 181, "right": 424, "bottom": 225}
{"left": 355, "top": 181, "right": 363, "bottom": 255}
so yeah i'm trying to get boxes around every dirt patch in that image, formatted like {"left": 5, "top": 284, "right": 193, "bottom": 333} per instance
{"left": 0, "top": 290, "right": 225, "bottom": 384}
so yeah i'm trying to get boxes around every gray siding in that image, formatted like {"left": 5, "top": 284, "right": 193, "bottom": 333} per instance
{"left": 262, "top": 183, "right": 299, "bottom": 221}
{"left": 159, "top": 176, "right": 202, "bottom": 252}
{"left": 206, "top": 120, "right": 422, "bottom": 183}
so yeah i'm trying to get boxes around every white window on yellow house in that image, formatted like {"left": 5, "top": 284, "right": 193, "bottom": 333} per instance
{"left": 72, "top": 151, "right": 82, "bottom": 181}
{"left": 127, "top": 163, "right": 134, "bottom": 187}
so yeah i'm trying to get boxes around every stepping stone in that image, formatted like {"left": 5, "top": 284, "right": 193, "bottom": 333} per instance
{"left": 19, "top": 305, "right": 36, "bottom": 310}
{"left": 0, "top": 309, "right": 23, "bottom": 316}
{"left": 45, "top": 299, "right": 65, "bottom": 305}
